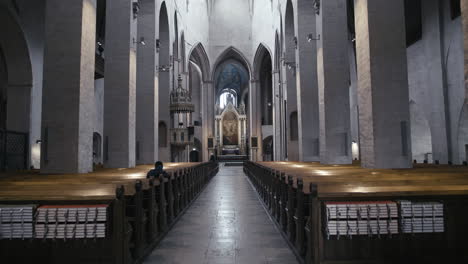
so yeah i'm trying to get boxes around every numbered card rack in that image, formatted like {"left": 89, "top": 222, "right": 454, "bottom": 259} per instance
{"left": 34, "top": 205, "right": 109, "bottom": 239}
{"left": 324, "top": 200, "right": 445, "bottom": 240}
{"left": 324, "top": 201, "right": 399, "bottom": 239}
{"left": 1, "top": 204, "right": 109, "bottom": 240}
{"left": 399, "top": 200, "right": 444, "bottom": 234}
{"left": 0, "top": 205, "right": 36, "bottom": 239}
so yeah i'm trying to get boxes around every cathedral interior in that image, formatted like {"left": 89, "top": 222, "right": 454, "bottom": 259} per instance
{"left": 1, "top": 0, "right": 468, "bottom": 263}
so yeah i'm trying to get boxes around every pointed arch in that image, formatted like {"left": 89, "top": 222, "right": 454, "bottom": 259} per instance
{"left": 0, "top": 6, "right": 32, "bottom": 139}
{"left": 284, "top": 0, "right": 295, "bottom": 59}
{"left": 212, "top": 48, "right": 250, "bottom": 100}
{"left": 253, "top": 43, "right": 273, "bottom": 80}
{"left": 180, "top": 32, "right": 186, "bottom": 72}
{"left": 274, "top": 31, "right": 281, "bottom": 71}
{"left": 284, "top": 0, "right": 298, "bottom": 161}
{"left": 0, "top": 8, "right": 32, "bottom": 87}
{"left": 188, "top": 42, "right": 210, "bottom": 81}
{"left": 211, "top": 46, "right": 252, "bottom": 80}
{"left": 158, "top": 1, "right": 171, "bottom": 162}
{"left": 253, "top": 43, "right": 273, "bottom": 126}
{"left": 173, "top": 11, "right": 179, "bottom": 60}
{"left": 159, "top": 2, "right": 170, "bottom": 63}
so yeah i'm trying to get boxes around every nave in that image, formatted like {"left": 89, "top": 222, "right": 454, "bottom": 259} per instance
{"left": 144, "top": 165, "right": 299, "bottom": 264}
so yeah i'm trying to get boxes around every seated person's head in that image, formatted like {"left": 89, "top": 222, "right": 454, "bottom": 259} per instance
{"left": 155, "top": 161, "right": 163, "bottom": 170}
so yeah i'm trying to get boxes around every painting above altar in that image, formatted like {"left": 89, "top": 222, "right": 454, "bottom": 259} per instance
{"left": 214, "top": 101, "right": 247, "bottom": 155}
{"left": 223, "top": 112, "right": 239, "bottom": 145}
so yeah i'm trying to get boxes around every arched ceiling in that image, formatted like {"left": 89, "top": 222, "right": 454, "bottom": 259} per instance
{"left": 214, "top": 60, "right": 249, "bottom": 97}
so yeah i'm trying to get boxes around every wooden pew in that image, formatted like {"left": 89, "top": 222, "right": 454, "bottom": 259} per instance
{"left": 0, "top": 183, "right": 132, "bottom": 263}
{"left": 244, "top": 161, "right": 468, "bottom": 264}
{"left": 0, "top": 161, "right": 219, "bottom": 264}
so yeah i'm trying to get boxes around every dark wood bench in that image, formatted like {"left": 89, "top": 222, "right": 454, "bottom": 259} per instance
{"left": 244, "top": 161, "right": 468, "bottom": 264}
{"left": 0, "top": 162, "right": 219, "bottom": 264}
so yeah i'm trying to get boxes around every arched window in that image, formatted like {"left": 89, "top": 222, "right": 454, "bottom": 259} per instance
{"left": 219, "top": 89, "right": 237, "bottom": 109}
{"left": 159, "top": 122, "right": 167, "bottom": 147}
{"left": 290, "top": 111, "right": 298, "bottom": 141}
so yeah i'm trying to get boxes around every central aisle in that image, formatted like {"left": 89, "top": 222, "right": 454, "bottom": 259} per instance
{"left": 144, "top": 165, "right": 299, "bottom": 264}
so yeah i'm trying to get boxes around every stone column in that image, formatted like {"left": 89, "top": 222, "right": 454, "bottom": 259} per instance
{"left": 349, "top": 43, "right": 360, "bottom": 160}
{"left": 273, "top": 71, "right": 283, "bottom": 160}
{"left": 202, "top": 81, "right": 214, "bottom": 161}
{"left": 41, "top": 0, "right": 96, "bottom": 173}
{"left": 104, "top": 0, "right": 137, "bottom": 168}
{"left": 136, "top": 0, "right": 157, "bottom": 165}
{"left": 284, "top": 59, "right": 298, "bottom": 161}
{"left": 316, "top": 0, "right": 352, "bottom": 164}
{"left": 295, "top": 0, "right": 320, "bottom": 162}
{"left": 249, "top": 80, "right": 262, "bottom": 161}
{"left": 214, "top": 117, "right": 219, "bottom": 145}
{"left": 419, "top": 0, "right": 449, "bottom": 163}
{"left": 355, "top": 0, "right": 412, "bottom": 168}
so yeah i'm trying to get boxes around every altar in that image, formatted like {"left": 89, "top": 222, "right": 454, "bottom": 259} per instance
{"left": 214, "top": 101, "right": 247, "bottom": 156}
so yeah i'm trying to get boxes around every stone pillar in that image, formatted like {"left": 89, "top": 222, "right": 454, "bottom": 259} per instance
{"left": 349, "top": 43, "right": 360, "bottom": 160}
{"left": 273, "top": 71, "right": 284, "bottom": 161}
{"left": 284, "top": 61, "right": 298, "bottom": 161}
{"left": 41, "top": 0, "right": 96, "bottom": 173}
{"left": 249, "top": 80, "right": 262, "bottom": 161}
{"left": 295, "top": 0, "right": 320, "bottom": 162}
{"left": 355, "top": 0, "right": 412, "bottom": 168}
{"left": 136, "top": 0, "right": 157, "bottom": 165}
{"left": 419, "top": 0, "right": 449, "bottom": 163}
{"left": 316, "top": 0, "right": 352, "bottom": 164}
{"left": 202, "top": 81, "right": 214, "bottom": 161}
{"left": 104, "top": 0, "right": 137, "bottom": 168}
{"left": 214, "top": 117, "right": 219, "bottom": 145}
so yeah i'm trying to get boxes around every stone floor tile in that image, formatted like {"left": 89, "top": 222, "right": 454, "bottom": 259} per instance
{"left": 143, "top": 165, "right": 299, "bottom": 264}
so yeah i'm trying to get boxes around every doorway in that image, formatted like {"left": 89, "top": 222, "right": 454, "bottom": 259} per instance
{"left": 190, "top": 150, "right": 200, "bottom": 162}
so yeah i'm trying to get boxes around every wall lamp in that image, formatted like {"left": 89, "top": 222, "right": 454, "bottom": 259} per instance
{"left": 156, "top": 39, "right": 160, "bottom": 53}
{"left": 284, "top": 62, "right": 296, "bottom": 75}
{"left": 307, "top": 34, "right": 321, "bottom": 42}
{"left": 97, "top": 41, "right": 104, "bottom": 55}
{"left": 284, "top": 62, "right": 296, "bottom": 70}
{"left": 158, "top": 65, "right": 172, "bottom": 72}
{"left": 133, "top": 37, "right": 146, "bottom": 46}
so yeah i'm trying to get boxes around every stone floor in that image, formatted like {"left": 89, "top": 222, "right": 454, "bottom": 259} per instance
{"left": 144, "top": 165, "right": 299, "bottom": 264}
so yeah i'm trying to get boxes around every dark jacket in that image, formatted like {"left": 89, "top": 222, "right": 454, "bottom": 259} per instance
{"left": 146, "top": 168, "right": 168, "bottom": 179}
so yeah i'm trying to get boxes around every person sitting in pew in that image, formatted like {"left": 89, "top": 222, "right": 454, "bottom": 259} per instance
{"left": 147, "top": 161, "right": 169, "bottom": 179}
